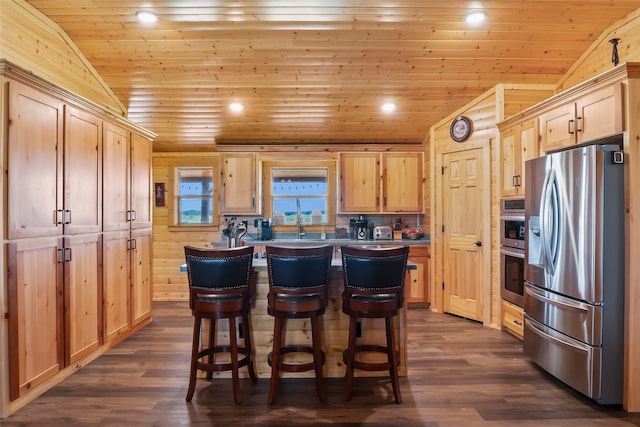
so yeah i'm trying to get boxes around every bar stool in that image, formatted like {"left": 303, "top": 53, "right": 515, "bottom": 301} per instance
{"left": 183, "top": 245, "right": 257, "bottom": 404}
{"left": 340, "top": 245, "right": 409, "bottom": 404}
{"left": 265, "top": 245, "right": 333, "bottom": 404}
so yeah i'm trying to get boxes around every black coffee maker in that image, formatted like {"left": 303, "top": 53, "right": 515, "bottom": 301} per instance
{"left": 355, "top": 214, "right": 368, "bottom": 240}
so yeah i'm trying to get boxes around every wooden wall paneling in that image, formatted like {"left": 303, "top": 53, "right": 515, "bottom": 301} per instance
{"left": 0, "top": 1, "right": 125, "bottom": 116}
{"left": 622, "top": 73, "right": 640, "bottom": 412}
{"left": 430, "top": 84, "right": 559, "bottom": 330}
{"left": 559, "top": 8, "right": 640, "bottom": 91}
{"left": 151, "top": 154, "right": 220, "bottom": 301}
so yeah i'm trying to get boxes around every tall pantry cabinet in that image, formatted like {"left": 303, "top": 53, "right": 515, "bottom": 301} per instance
{"left": 1, "top": 66, "right": 154, "bottom": 405}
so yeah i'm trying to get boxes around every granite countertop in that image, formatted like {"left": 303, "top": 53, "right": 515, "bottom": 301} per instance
{"left": 180, "top": 258, "right": 416, "bottom": 271}
{"left": 220, "top": 237, "right": 430, "bottom": 247}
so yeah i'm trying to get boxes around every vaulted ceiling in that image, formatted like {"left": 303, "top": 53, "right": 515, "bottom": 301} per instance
{"left": 25, "top": 1, "right": 640, "bottom": 151}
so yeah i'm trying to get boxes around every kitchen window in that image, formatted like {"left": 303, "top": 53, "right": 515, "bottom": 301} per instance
{"left": 263, "top": 160, "right": 336, "bottom": 228}
{"left": 169, "top": 158, "right": 219, "bottom": 229}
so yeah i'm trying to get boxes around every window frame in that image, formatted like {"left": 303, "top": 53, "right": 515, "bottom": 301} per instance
{"left": 262, "top": 160, "right": 337, "bottom": 232}
{"left": 168, "top": 157, "right": 220, "bottom": 231}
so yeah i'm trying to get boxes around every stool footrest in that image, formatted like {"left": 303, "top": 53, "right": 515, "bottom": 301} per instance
{"left": 342, "top": 344, "right": 399, "bottom": 372}
{"left": 268, "top": 345, "right": 326, "bottom": 373}
{"left": 196, "top": 346, "right": 253, "bottom": 373}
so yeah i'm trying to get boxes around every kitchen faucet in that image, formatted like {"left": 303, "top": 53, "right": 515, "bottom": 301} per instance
{"left": 296, "top": 200, "right": 306, "bottom": 238}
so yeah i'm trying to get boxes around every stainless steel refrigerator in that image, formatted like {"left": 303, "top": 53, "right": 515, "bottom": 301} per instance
{"left": 523, "top": 141, "right": 625, "bottom": 404}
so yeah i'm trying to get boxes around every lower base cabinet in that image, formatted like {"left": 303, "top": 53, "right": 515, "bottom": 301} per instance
{"left": 501, "top": 300, "right": 524, "bottom": 340}
{"left": 407, "top": 245, "right": 430, "bottom": 306}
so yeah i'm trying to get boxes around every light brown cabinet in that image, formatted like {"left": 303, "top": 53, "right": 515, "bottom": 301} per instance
{"left": 501, "top": 300, "right": 524, "bottom": 340}
{"left": 7, "top": 237, "right": 63, "bottom": 400}
{"left": 5, "top": 81, "right": 103, "bottom": 400}
{"left": 131, "top": 229, "right": 153, "bottom": 326}
{"left": 539, "top": 83, "right": 623, "bottom": 153}
{"left": 64, "top": 233, "right": 102, "bottom": 365}
{"left": 102, "top": 125, "right": 154, "bottom": 341}
{"left": 220, "top": 153, "right": 260, "bottom": 214}
{"left": 2, "top": 70, "right": 153, "bottom": 407}
{"left": 407, "top": 245, "right": 430, "bottom": 305}
{"left": 500, "top": 118, "right": 538, "bottom": 197}
{"left": 339, "top": 152, "right": 423, "bottom": 213}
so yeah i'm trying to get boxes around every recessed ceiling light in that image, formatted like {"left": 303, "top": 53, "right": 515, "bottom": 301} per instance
{"left": 136, "top": 10, "right": 158, "bottom": 24}
{"left": 464, "top": 11, "right": 486, "bottom": 24}
{"left": 381, "top": 102, "right": 396, "bottom": 113}
{"left": 229, "top": 102, "right": 244, "bottom": 112}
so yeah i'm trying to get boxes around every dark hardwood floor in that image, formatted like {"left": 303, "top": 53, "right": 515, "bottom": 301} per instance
{"left": 3, "top": 301, "right": 640, "bottom": 426}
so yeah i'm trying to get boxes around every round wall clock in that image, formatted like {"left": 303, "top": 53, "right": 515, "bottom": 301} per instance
{"left": 450, "top": 116, "right": 473, "bottom": 142}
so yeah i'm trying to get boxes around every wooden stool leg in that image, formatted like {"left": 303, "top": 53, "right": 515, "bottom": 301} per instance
{"left": 229, "top": 317, "right": 242, "bottom": 404}
{"left": 243, "top": 314, "right": 258, "bottom": 383}
{"left": 311, "top": 315, "right": 326, "bottom": 402}
{"left": 268, "top": 316, "right": 284, "bottom": 405}
{"left": 343, "top": 315, "right": 358, "bottom": 401}
{"left": 386, "top": 316, "right": 402, "bottom": 404}
{"left": 186, "top": 315, "right": 201, "bottom": 402}
{"left": 205, "top": 318, "right": 216, "bottom": 380}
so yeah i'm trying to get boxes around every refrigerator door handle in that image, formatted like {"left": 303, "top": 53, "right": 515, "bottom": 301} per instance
{"left": 526, "top": 316, "right": 589, "bottom": 354}
{"left": 525, "top": 285, "right": 591, "bottom": 315}
{"left": 540, "top": 167, "right": 556, "bottom": 276}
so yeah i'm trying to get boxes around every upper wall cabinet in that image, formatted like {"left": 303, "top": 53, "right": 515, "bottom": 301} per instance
{"left": 339, "top": 152, "right": 424, "bottom": 214}
{"left": 539, "top": 83, "right": 623, "bottom": 153}
{"left": 220, "top": 153, "right": 260, "bottom": 214}
{"left": 500, "top": 118, "right": 538, "bottom": 197}
{"left": 7, "top": 81, "right": 64, "bottom": 239}
{"left": 130, "top": 133, "right": 153, "bottom": 230}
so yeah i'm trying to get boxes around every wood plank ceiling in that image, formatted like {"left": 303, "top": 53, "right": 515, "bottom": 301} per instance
{"left": 25, "top": 1, "right": 640, "bottom": 151}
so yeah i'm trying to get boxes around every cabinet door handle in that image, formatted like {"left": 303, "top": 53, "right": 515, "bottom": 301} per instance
{"left": 54, "top": 209, "right": 64, "bottom": 225}
{"left": 568, "top": 119, "right": 575, "bottom": 134}
{"left": 64, "top": 210, "right": 71, "bottom": 224}
{"left": 65, "top": 247, "right": 72, "bottom": 262}
{"left": 57, "top": 248, "right": 64, "bottom": 263}
{"left": 474, "top": 240, "right": 482, "bottom": 247}
{"left": 576, "top": 116, "right": 583, "bottom": 133}
{"left": 129, "top": 238, "right": 137, "bottom": 250}
{"left": 513, "top": 175, "right": 521, "bottom": 188}
{"left": 131, "top": 210, "right": 137, "bottom": 221}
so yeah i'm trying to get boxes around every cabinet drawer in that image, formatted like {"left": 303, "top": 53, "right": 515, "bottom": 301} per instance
{"left": 502, "top": 300, "right": 524, "bottom": 339}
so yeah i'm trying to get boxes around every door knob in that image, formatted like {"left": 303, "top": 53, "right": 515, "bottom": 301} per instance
{"left": 474, "top": 241, "right": 482, "bottom": 247}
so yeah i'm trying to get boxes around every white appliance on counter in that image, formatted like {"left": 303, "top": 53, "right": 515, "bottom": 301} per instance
{"left": 373, "top": 226, "right": 393, "bottom": 240}
{"left": 523, "top": 141, "right": 625, "bottom": 404}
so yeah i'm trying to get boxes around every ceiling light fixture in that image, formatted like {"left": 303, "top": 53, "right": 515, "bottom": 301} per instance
{"left": 464, "top": 11, "right": 486, "bottom": 24}
{"left": 381, "top": 102, "right": 396, "bottom": 113}
{"left": 136, "top": 10, "right": 158, "bottom": 24}
{"left": 229, "top": 102, "right": 245, "bottom": 112}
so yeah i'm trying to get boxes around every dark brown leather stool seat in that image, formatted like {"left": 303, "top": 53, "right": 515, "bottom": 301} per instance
{"left": 183, "top": 245, "right": 257, "bottom": 404}
{"left": 265, "top": 245, "right": 333, "bottom": 404}
{"left": 340, "top": 245, "right": 409, "bottom": 404}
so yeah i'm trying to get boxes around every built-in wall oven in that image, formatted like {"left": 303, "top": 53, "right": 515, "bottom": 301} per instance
{"left": 500, "top": 198, "right": 525, "bottom": 307}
